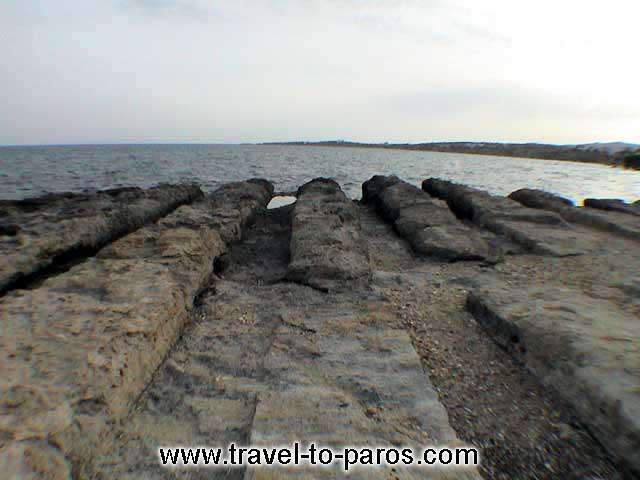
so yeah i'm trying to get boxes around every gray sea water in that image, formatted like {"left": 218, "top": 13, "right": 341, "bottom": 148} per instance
{"left": 0, "top": 144, "right": 638, "bottom": 203}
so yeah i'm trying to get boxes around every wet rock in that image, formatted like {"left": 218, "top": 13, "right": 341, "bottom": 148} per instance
{"left": 287, "top": 178, "right": 371, "bottom": 291}
{"left": 509, "top": 188, "right": 640, "bottom": 241}
{"left": 583, "top": 198, "right": 640, "bottom": 217}
{"left": 0, "top": 184, "right": 203, "bottom": 293}
{"left": 0, "top": 179, "right": 273, "bottom": 479}
{"left": 467, "top": 282, "right": 640, "bottom": 475}
{"left": 363, "top": 175, "right": 491, "bottom": 261}
{"left": 423, "top": 179, "right": 583, "bottom": 256}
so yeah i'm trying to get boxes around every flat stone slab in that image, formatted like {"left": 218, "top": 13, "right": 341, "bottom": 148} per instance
{"left": 467, "top": 282, "right": 640, "bottom": 475}
{"left": 103, "top": 284, "right": 479, "bottom": 480}
{"left": 509, "top": 189, "right": 640, "bottom": 241}
{"left": 0, "top": 184, "right": 203, "bottom": 293}
{"left": 286, "top": 178, "right": 371, "bottom": 291}
{"left": 0, "top": 180, "right": 273, "bottom": 479}
{"left": 249, "top": 300, "right": 479, "bottom": 479}
{"left": 363, "top": 175, "right": 491, "bottom": 261}
{"left": 423, "top": 179, "right": 583, "bottom": 256}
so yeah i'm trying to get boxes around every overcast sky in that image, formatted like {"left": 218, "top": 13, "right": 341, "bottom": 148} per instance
{"left": 1, "top": 0, "right": 639, "bottom": 146}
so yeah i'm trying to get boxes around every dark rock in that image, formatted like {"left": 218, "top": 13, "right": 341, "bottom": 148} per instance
{"left": 361, "top": 174, "right": 402, "bottom": 205}
{"left": 509, "top": 188, "right": 574, "bottom": 209}
{"left": 583, "top": 198, "right": 640, "bottom": 217}
{"left": 287, "top": 178, "right": 371, "bottom": 291}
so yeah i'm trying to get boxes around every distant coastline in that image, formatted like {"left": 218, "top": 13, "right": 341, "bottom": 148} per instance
{"left": 266, "top": 140, "right": 640, "bottom": 170}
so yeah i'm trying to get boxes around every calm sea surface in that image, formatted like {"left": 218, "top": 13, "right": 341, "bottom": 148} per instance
{"left": 0, "top": 144, "right": 638, "bottom": 203}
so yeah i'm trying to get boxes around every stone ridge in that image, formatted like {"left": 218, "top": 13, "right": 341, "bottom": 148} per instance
{"left": 286, "top": 178, "right": 371, "bottom": 291}
{"left": 0, "top": 184, "right": 203, "bottom": 294}
{"left": 422, "top": 178, "right": 583, "bottom": 257}
{"left": 362, "top": 175, "right": 491, "bottom": 261}
{"left": 509, "top": 188, "right": 640, "bottom": 241}
{"left": 467, "top": 282, "right": 640, "bottom": 475}
{"left": 583, "top": 198, "right": 640, "bottom": 217}
{"left": 0, "top": 180, "right": 273, "bottom": 479}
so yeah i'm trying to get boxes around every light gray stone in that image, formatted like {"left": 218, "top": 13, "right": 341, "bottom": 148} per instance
{"left": 467, "top": 282, "right": 640, "bottom": 475}
{"left": 287, "top": 178, "right": 371, "bottom": 291}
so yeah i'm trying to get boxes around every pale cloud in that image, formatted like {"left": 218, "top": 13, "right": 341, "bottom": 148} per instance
{"left": 0, "top": 0, "right": 638, "bottom": 145}
{"left": 118, "top": 0, "right": 215, "bottom": 20}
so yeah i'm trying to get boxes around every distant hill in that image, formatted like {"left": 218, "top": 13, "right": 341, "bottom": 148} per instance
{"left": 266, "top": 140, "right": 640, "bottom": 169}
{"left": 571, "top": 142, "right": 640, "bottom": 155}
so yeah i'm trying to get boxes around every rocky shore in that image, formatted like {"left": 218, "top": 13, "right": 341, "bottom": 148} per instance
{"left": 270, "top": 141, "right": 640, "bottom": 169}
{"left": 0, "top": 176, "right": 638, "bottom": 479}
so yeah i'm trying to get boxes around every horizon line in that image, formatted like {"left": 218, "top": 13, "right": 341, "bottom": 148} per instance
{"left": 1, "top": 139, "right": 639, "bottom": 148}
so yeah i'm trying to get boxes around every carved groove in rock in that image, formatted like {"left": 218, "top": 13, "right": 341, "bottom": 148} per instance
{"left": 0, "top": 180, "right": 273, "bottom": 479}
{"left": 467, "top": 283, "right": 640, "bottom": 476}
{"left": 0, "top": 184, "right": 204, "bottom": 294}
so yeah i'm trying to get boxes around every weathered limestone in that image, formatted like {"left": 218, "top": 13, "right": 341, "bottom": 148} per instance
{"left": 286, "top": 178, "right": 371, "bottom": 291}
{"left": 423, "top": 179, "right": 582, "bottom": 256}
{"left": 362, "top": 175, "right": 491, "bottom": 261}
{"left": 249, "top": 302, "right": 481, "bottom": 479}
{"left": 96, "top": 202, "right": 479, "bottom": 479}
{"left": 1, "top": 176, "right": 633, "bottom": 478}
{"left": 0, "top": 184, "right": 203, "bottom": 293}
{"left": 584, "top": 198, "right": 640, "bottom": 217}
{"left": 0, "top": 180, "right": 273, "bottom": 479}
{"left": 509, "top": 189, "right": 640, "bottom": 241}
{"left": 467, "top": 282, "right": 640, "bottom": 475}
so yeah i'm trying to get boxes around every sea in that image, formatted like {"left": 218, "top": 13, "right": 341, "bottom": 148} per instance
{"left": 0, "top": 144, "right": 638, "bottom": 203}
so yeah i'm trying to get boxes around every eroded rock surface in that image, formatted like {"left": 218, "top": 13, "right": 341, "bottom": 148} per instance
{"left": 0, "top": 184, "right": 203, "bottom": 293}
{"left": 0, "top": 176, "right": 634, "bottom": 480}
{"left": 286, "top": 178, "right": 371, "bottom": 291}
{"left": 97, "top": 204, "right": 479, "bottom": 480}
{"left": 467, "top": 281, "right": 640, "bottom": 475}
{"left": 584, "top": 198, "right": 640, "bottom": 216}
{"left": 0, "top": 180, "right": 273, "bottom": 479}
{"left": 423, "top": 179, "right": 583, "bottom": 256}
{"left": 362, "top": 175, "right": 492, "bottom": 261}
{"left": 509, "top": 188, "right": 640, "bottom": 241}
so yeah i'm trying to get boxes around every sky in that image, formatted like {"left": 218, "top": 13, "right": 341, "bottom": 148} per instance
{"left": 1, "top": 0, "right": 639, "bottom": 146}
